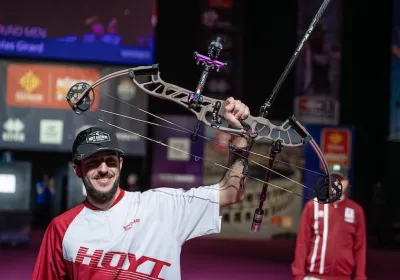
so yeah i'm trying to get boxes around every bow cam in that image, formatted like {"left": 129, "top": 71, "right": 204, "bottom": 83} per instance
{"left": 66, "top": 82, "right": 95, "bottom": 115}
{"left": 315, "top": 174, "right": 343, "bottom": 204}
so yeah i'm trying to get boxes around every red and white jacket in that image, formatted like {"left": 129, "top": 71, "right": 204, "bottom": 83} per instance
{"left": 32, "top": 186, "right": 221, "bottom": 280}
{"left": 291, "top": 197, "right": 367, "bottom": 280}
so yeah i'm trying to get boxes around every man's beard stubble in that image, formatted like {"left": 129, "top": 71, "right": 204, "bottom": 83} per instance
{"left": 83, "top": 174, "right": 120, "bottom": 204}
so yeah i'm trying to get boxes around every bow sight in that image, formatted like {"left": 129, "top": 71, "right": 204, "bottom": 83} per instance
{"left": 189, "top": 36, "right": 227, "bottom": 141}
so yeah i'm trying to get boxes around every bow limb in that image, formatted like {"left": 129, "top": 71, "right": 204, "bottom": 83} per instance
{"left": 287, "top": 118, "right": 342, "bottom": 204}
{"left": 65, "top": 66, "right": 152, "bottom": 114}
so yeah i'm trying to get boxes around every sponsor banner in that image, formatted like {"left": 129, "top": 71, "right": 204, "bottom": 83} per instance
{"left": 294, "top": 0, "right": 343, "bottom": 125}
{"left": 6, "top": 63, "right": 100, "bottom": 109}
{"left": 302, "top": 125, "right": 354, "bottom": 205}
{"left": 151, "top": 115, "right": 204, "bottom": 190}
{"left": 320, "top": 128, "right": 352, "bottom": 168}
{"left": 203, "top": 126, "right": 305, "bottom": 240}
{"left": 0, "top": 61, "right": 148, "bottom": 156}
{"left": 294, "top": 96, "right": 340, "bottom": 125}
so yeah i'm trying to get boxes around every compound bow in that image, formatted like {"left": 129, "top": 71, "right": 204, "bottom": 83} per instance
{"left": 65, "top": 0, "right": 341, "bottom": 232}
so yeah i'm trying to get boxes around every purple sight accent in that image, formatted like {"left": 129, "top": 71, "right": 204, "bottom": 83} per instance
{"left": 188, "top": 93, "right": 196, "bottom": 102}
{"left": 195, "top": 53, "right": 225, "bottom": 69}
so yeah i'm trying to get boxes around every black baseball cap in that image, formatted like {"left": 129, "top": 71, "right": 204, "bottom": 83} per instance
{"left": 72, "top": 126, "right": 124, "bottom": 161}
{"left": 328, "top": 164, "right": 348, "bottom": 180}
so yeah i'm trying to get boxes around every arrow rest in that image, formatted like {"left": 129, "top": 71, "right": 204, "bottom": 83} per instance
{"left": 315, "top": 174, "right": 343, "bottom": 204}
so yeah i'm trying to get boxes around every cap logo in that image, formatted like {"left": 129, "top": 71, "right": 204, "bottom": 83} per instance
{"left": 86, "top": 131, "right": 110, "bottom": 143}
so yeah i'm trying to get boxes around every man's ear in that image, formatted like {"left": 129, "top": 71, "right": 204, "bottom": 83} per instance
{"left": 119, "top": 157, "right": 124, "bottom": 170}
{"left": 73, "top": 163, "right": 82, "bottom": 178}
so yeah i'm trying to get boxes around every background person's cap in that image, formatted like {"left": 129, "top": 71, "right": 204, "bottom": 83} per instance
{"left": 72, "top": 126, "right": 124, "bottom": 161}
{"left": 328, "top": 164, "right": 348, "bottom": 180}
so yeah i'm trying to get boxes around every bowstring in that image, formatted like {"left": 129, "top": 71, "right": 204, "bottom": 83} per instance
{"left": 81, "top": 111, "right": 315, "bottom": 201}
{"left": 92, "top": 88, "right": 316, "bottom": 191}
{"left": 98, "top": 107, "right": 312, "bottom": 191}
{"left": 94, "top": 88, "right": 325, "bottom": 177}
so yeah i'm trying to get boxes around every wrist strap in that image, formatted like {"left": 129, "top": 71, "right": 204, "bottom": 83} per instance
{"left": 228, "top": 136, "right": 254, "bottom": 176}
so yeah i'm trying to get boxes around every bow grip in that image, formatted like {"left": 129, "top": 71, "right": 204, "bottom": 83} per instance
{"left": 228, "top": 119, "right": 251, "bottom": 131}
{"left": 240, "top": 119, "right": 251, "bottom": 131}
{"left": 218, "top": 100, "right": 251, "bottom": 131}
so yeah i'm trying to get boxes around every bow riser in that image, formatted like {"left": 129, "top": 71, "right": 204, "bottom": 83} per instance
{"left": 130, "top": 65, "right": 313, "bottom": 147}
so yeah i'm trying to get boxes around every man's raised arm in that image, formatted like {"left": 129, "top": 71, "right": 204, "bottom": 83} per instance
{"left": 218, "top": 97, "right": 252, "bottom": 207}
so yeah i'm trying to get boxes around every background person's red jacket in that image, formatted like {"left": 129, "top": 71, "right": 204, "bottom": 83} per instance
{"left": 291, "top": 198, "right": 367, "bottom": 280}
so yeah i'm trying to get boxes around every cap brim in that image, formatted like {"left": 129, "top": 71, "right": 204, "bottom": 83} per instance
{"left": 75, "top": 144, "right": 124, "bottom": 161}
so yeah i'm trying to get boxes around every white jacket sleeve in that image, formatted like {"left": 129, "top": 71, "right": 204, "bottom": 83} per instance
{"left": 151, "top": 184, "right": 222, "bottom": 244}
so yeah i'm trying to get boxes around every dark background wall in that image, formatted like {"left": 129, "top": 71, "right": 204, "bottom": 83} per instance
{"left": 340, "top": 0, "right": 392, "bottom": 225}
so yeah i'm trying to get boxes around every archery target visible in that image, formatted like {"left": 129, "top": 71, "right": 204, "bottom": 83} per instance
{"left": 167, "top": 138, "right": 190, "bottom": 161}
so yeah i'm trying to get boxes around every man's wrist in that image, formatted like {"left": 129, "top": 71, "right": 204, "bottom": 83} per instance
{"left": 230, "top": 135, "right": 249, "bottom": 148}
{"left": 227, "top": 122, "right": 252, "bottom": 148}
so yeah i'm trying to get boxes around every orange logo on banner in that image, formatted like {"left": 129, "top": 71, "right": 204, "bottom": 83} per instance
{"left": 19, "top": 71, "right": 41, "bottom": 93}
{"left": 7, "top": 63, "right": 100, "bottom": 110}
{"left": 321, "top": 128, "right": 352, "bottom": 168}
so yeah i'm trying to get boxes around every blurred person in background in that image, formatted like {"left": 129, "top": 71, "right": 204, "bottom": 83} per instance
{"left": 126, "top": 173, "right": 140, "bottom": 192}
{"left": 82, "top": 16, "right": 105, "bottom": 43}
{"left": 34, "top": 172, "right": 55, "bottom": 229}
{"left": 301, "top": 23, "right": 340, "bottom": 99}
{"left": 101, "top": 18, "right": 121, "bottom": 45}
{"left": 32, "top": 97, "right": 251, "bottom": 279}
{"left": 291, "top": 164, "right": 367, "bottom": 280}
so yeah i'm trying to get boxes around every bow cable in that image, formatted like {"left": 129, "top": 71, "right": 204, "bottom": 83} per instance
{"left": 81, "top": 110, "right": 316, "bottom": 201}
{"left": 97, "top": 89, "right": 325, "bottom": 177}
{"left": 72, "top": 84, "right": 328, "bottom": 197}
